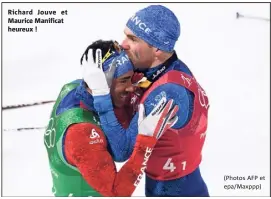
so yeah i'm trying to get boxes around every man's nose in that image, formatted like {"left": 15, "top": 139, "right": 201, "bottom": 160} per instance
{"left": 125, "top": 85, "right": 135, "bottom": 93}
{"left": 121, "top": 38, "right": 130, "bottom": 50}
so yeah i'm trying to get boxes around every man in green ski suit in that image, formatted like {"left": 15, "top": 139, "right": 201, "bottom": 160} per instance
{"left": 44, "top": 40, "right": 179, "bottom": 196}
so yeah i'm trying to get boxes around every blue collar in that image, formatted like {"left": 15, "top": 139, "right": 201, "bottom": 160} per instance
{"left": 135, "top": 51, "right": 178, "bottom": 82}
{"left": 75, "top": 80, "right": 95, "bottom": 111}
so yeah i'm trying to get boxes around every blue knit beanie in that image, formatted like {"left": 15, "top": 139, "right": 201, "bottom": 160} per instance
{"left": 77, "top": 51, "right": 133, "bottom": 110}
{"left": 103, "top": 50, "right": 133, "bottom": 78}
{"left": 126, "top": 5, "right": 180, "bottom": 52}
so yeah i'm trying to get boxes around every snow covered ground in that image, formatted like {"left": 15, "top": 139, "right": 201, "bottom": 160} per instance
{"left": 2, "top": 2, "right": 270, "bottom": 197}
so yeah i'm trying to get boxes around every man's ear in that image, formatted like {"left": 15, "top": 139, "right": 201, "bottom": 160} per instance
{"left": 154, "top": 48, "right": 163, "bottom": 60}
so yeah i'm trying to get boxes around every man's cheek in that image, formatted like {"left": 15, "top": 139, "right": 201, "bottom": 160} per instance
{"left": 116, "top": 86, "right": 125, "bottom": 95}
{"left": 134, "top": 50, "right": 141, "bottom": 60}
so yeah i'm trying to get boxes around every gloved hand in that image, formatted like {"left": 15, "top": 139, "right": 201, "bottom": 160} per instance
{"left": 138, "top": 97, "right": 179, "bottom": 139}
{"left": 81, "top": 48, "right": 110, "bottom": 96}
{"left": 81, "top": 40, "right": 121, "bottom": 93}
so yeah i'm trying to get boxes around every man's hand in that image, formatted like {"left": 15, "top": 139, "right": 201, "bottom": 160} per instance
{"left": 138, "top": 97, "right": 179, "bottom": 139}
{"left": 82, "top": 49, "right": 110, "bottom": 96}
{"left": 81, "top": 40, "right": 120, "bottom": 88}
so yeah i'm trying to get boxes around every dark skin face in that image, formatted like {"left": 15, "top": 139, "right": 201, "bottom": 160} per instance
{"left": 110, "top": 71, "right": 134, "bottom": 108}
{"left": 85, "top": 41, "right": 135, "bottom": 108}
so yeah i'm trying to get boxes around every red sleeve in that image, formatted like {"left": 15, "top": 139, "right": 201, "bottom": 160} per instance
{"left": 64, "top": 123, "right": 157, "bottom": 197}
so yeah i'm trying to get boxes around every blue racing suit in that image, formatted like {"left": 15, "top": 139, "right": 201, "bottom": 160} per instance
{"left": 93, "top": 52, "right": 209, "bottom": 196}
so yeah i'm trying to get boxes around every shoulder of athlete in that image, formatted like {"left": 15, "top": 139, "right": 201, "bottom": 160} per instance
{"left": 144, "top": 82, "right": 192, "bottom": 129}
{"left": 65, "top": 122, "right": 107, "bottom": 151}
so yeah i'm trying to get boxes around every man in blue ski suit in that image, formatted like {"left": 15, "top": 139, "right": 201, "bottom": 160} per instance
{"left": 84, "top": 5, "right": 210, "bottom": 197}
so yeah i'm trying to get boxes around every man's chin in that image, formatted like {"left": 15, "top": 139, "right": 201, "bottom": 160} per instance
{"left": 116, "top": 96, "right": 129, "bottom": 107}
{"left": 112, "top": 99, "right": 124, "bottom": 108}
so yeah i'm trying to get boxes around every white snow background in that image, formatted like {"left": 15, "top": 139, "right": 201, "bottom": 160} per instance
{"left": 1, "top": 2, "right": 270, "bottom": 197}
